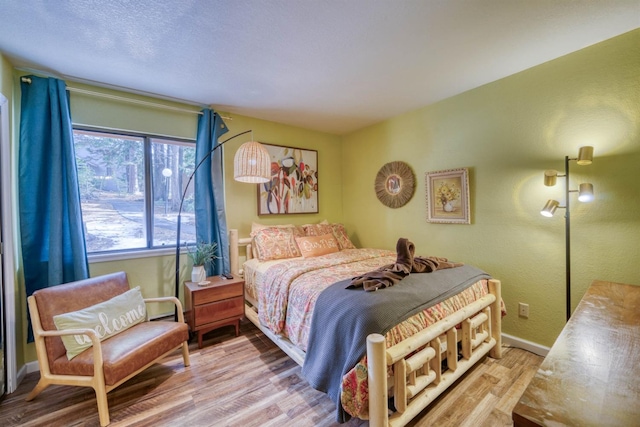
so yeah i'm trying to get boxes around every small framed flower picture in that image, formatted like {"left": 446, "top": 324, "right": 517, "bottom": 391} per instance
{"left": 425, "top": 168, "right": 470, "bottom": 224}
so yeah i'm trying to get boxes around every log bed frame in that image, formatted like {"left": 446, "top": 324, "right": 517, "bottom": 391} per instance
{"left": 229, "top": 229, "right": 502, "bottom": 427}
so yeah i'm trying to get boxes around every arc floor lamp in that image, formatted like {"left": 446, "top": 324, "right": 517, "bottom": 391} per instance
{"left": 540, "top": 146, "right": 594, "bottom": 321}
{"left": 174, "top": 130, "right": 270, "bottom": 319}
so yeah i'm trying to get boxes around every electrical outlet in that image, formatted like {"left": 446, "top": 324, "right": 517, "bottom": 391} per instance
{"left": 518, "top": 302, "right": 529, "bottom": 318}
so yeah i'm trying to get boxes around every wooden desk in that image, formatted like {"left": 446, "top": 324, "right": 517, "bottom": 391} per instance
{"left": 512, "top": 280, "right": 640, "bottom": 427}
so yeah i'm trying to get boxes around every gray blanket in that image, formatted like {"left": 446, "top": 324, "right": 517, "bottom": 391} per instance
{"left": 301, "top": 264, "right": 490, "bottom": 423}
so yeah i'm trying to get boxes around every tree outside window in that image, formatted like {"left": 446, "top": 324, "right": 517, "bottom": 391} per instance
{"left": 73, "top": 128, "right": 196, "bottom": 253}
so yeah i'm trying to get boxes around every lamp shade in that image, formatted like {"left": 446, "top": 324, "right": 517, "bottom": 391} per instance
{"left": 577, "top": 146, "right": 594, "bottom": 165}
{"left": 544, "top": 170, "right": 558, "bottom": 186}
{"left": 578, "top": 183, "right": 594, "bottom": 202}
{"left": 541, "top": 199, "right": 559, "bottom": 217}
{"left": 234, "top": 141, "right": 271, "bottom": 183}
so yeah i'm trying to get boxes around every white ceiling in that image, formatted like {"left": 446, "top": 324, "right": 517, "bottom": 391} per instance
{"left": 0, "top": 1, "right": 638, "bottom": 135}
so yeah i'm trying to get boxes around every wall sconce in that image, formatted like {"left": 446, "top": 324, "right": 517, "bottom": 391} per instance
{"left": 540, "top": 146, "right": 594, "bottom": 321}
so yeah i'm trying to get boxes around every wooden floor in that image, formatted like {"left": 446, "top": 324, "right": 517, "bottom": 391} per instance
{"left": 0, "top": 321, "right": 542, "bottom": 427}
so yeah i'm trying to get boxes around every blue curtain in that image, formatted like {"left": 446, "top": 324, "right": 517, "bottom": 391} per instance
{"left": 19, "top": 76, "right": 89, "bottom": 339}
{"left": 195, "top": 109, "right": 229, "bottom": 276}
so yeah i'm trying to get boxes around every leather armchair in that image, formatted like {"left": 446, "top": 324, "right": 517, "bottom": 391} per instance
{"left": 26, "top": 271, "right": 190, "bottom": 426}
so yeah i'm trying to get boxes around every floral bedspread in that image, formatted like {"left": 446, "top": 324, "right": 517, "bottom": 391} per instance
{"left": 257, "top": 248, "right": 395, "bottom": 350}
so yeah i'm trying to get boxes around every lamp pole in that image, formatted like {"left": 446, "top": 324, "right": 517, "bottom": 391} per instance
{"left": 173, "top": 130, "right": 252, "bottom": 321}
{"left": 564, "top": 155, "right": 571, "bottom": 322}
{"left": 540, "top": 146, "right": 594, "bottom": 323}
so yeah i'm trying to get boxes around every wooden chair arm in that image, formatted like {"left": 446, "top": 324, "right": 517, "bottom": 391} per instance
{"left": 39, "top": 327, "right": 100, "bottom": 342}
{"left": 38, "top": 328, "right": 104, "bottom": 375}
{"left": 144, "top": 297, "right": 185, "bottom": 323}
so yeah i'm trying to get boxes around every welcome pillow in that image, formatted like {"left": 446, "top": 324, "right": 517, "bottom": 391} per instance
{"left": 53, "top": 287, "right": 147, "bottom": 360}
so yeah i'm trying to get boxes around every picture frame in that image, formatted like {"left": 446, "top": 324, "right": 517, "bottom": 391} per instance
{"left": 425, "top": 168, "right": 470, "bottom": 224}
{"left": 257, "top": 143, "right": 318, "bottom": 215}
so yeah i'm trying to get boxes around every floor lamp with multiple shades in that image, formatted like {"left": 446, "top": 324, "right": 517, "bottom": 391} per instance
{"left": 174, "top": 130, "right": 270, "bottom": 320}
{"left": 540, "top": 146, "right": 594, "bottom": 321}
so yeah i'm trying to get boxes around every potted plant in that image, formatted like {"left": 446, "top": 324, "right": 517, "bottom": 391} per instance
{"left": 187, "top": 241, "right": 219, "bottom": 282}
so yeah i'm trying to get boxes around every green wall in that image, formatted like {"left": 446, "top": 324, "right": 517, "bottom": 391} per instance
{"left": 222, "top": 114, "right": 343, "bottom": 236}
{"left": 341, "top": 29, "right": 640, "bottom": 347}
{"left": 69, "top": 82, "right": 199, "bottom": 140}
{"left": 2, "top": 53, "right": 29, "bottom": 368}
{"left": 0, "top": 54, "right": 12, "bottom": 93}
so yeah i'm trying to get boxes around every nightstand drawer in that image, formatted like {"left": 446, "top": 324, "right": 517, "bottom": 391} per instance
{"left": 184, "top": 275, "right": 245, "bottom": 348}
{"left": 194, "top": 297, "right": 244, "bottom": 326}
{"left": 193, "top": 282, "right": 243, "bottom": 305}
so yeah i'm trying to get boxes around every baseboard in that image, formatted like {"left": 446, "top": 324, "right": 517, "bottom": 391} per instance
{"left": 9, "top": 362, "right": 40, "bottom": 394}
{"left": 502, "top": 333, "right": 550, "bottom": 357}
{"left": 25, "top": 360, "right": 40, "bottom": 375}
{"left": 16, "top": 363, "right": 27, "bottom": 386}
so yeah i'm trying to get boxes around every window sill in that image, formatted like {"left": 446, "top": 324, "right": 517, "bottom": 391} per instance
{"left": 88, "top": 247, "right": 184, "bottom": 264}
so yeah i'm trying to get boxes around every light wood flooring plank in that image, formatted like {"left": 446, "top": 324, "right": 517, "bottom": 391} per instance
{"left": 0, "top": 322, "right": 541, "bottom": 426}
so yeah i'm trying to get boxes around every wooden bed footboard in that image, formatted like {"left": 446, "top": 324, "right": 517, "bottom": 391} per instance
{"left": 368, "top": 279, "right": 502, "bottom": 427}
{"left": 229, "top": 229, "right": 502, "bottom": 426}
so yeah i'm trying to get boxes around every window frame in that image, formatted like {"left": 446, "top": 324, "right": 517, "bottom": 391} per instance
{"left": 73, "top": 125, "right": 196, "bottom": 261}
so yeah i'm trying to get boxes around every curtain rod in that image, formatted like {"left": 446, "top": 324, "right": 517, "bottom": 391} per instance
{"left": 20, "top": 76, "right": 232, "bottom": 120}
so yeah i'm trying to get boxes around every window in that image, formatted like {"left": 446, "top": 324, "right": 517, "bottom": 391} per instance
{"left": 73, "top": 128, "right": 197, "bottom": 253}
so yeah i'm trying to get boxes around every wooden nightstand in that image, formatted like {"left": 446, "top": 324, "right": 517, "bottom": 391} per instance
{"left": 184, "top": 275, "right": 245, "bottom": 348}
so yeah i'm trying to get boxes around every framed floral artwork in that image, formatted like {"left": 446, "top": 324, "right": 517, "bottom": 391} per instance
{"left": 257, "top": 144, "right": 318, "bottom": 215}
{"left": 425, "top": 168, "right": 470, "bottom": 224}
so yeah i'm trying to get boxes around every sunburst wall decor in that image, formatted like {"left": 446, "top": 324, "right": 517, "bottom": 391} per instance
{"left": 374, "top": 161, "right": 415, "bottom": 208}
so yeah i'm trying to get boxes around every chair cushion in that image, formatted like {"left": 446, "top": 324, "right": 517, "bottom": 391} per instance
{"left": 50, "top": 321, "right": 189, "bottom": 386}
{"left": 53, "top": 287, "right": 147, "bottom": 360}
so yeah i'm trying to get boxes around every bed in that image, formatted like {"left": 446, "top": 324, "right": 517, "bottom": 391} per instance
{"left": 228, "top": 224, "right": 502, "bottom": 427}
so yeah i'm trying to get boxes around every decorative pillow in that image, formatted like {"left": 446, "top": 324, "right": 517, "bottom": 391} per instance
{"left": 330, "top": 223, "right": 356, "bottom": 250}
{"left": 251, "top": 224, "right": 304, "bottom": 239}
{"left": 301, "top": 219, "right": 329, "bottom": 228}
{"left": 303, "top": 223, "right": 333, "bottom": 237}
{"left": 295, "top": 234, "right": 340, "bottom": 258}
{"left": 252, "top": 227, "right": 303, "bottom": 261}
{"left": 53, "top": 287, "right": 147, "bottom": 360}
{"left": 251, "top": 222, "right": 295, "bottom": 234}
